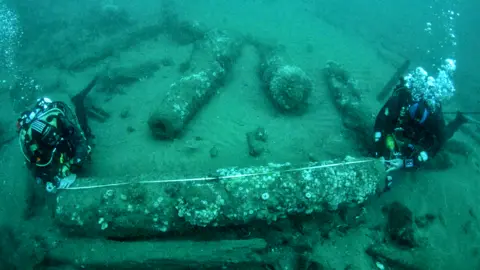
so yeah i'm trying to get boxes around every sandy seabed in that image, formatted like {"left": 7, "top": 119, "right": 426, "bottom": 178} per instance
{"left": 0, "top": 0, "right": 480, "bottom": 268}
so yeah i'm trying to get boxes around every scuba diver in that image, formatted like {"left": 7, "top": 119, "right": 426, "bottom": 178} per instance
{"left": 374, "top": 79, "right": 468, "bottom": 169}
{"left": 373, "top": 60, "right": 469, "bottom": 189}
{"left": 16, "top": 77, "right": 98, "bottom": 192}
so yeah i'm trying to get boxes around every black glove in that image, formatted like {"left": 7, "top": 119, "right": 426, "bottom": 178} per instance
{"left": 72, "top": 145, "right": 91, "bottom": 167}
{"left": 71, "top": 157, "right": 83, "bottom": 166}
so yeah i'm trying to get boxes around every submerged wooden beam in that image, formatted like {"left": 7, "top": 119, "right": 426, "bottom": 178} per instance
{"left": 46, "top": 238, "right": 268, "bottom": 269}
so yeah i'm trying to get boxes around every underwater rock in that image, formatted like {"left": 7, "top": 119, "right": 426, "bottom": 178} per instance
{"left": 366, "top": 244, "right": 421, "bottom": 270}
{"left": 259, "top": 47, "right": 313, "bottom": 113}
{"left": 126, "top": 126, "right": 135, "bottom": 133}
{"left": 148, "top": 30, "right": 243, "bottom": 139}
{"left": 160, "top": 57, "right": 175, "bottom": 67}
{"left": 246, "top": 127, "right": 268, "bottom": 157}
{"left": 324, "top": 61, "right": 374, "bottom": 152}
{"left": 54, "top": 156, "right": 385, "bottom": 238}
{"left": 384, "top": 202, "right": 416, "bottom": 248}
{"left": 119, "top": 107, "right": 130, "bottom": 119}
{"left": 209, "top": 146, "right": 219, "bottom": 158}
{"left": 415, "top": 213, "right": 436, "bottom": 229}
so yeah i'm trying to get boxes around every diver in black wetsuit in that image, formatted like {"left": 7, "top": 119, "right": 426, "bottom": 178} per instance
{"left": 17, "top": 77, "right": 98, "bottom": 191}
{"left": 373, "top": 78, "right": 468, "bottom": 174}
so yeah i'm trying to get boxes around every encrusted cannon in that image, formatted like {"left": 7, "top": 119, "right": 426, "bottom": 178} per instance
{"left": 148, "top": 30, "right": 242, "bottom": 139}
{"left": 259, "top": 47, "right": 313, "bottom": 113}
{"left": 324, "top": 61, "right": 376, "bottom": 151}
{"left": 54, "top": 156, "right": 386, "bottom": 238}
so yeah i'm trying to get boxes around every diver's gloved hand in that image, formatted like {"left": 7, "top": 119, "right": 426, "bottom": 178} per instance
{"left": 57, "top": 174, "right": 77, "bottom": 189}
{"left": 385, "top": 158, "right": 404, "bottom": 173}
{"left": 71, "top": 145, "right": 91, "bottom": 167}
{"left": 71, "top": 157, "right": 83, "bottom": 166}
{"left": 61, "top": 164, "right": 71, "bottom": 177}
{"left": 379, "top": 156, "right": 386, "bottom": 165}
{"left": 417, "top": 151, "right": 428, "bottom": 162}
{"left": 374, "top": 132, "right": 382, "bottom": 142}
